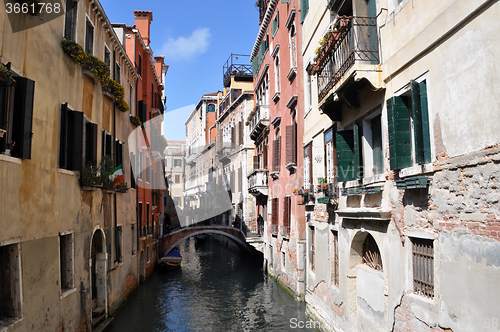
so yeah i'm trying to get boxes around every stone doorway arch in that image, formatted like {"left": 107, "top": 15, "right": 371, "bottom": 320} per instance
{"left": 347, "top": 230, "right": 385, "bottom": 332}
{"left": 90, "top": 229, "right": 107, "bottom": 318}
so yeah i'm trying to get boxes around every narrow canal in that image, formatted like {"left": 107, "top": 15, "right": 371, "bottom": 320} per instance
{"left": 108, "top": 236, "right": 315, "bottom": 332}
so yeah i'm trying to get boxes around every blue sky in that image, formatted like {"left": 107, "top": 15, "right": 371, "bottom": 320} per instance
{"left": 100, "top": 0, "right": 259, "bottom": 141}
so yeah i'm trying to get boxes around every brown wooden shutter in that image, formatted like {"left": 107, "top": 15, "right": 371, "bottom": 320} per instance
{"left": 231, "top": 127, "right": 235, "bottom": 147}
{"left": 263, "top": 144, "right": 268, "bottom": 169}
{"left": 59, "top": 103, "right": 68, "bottom": 169}
{"left": 285, "top": 125, "right": 296, "bottom": 164}
{"left": 273, "top": 137, "right": 281, "bottom": 172}
{"left": 85, "top": 122, "right": 98, "bottom": 166}
{"left": 283, "top": 197, "right": 289, "bottom": 227}
{"left": 253, "top": 155, "right": 259, "bottom": 170}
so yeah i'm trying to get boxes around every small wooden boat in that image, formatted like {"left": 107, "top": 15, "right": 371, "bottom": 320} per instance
{"left": 158, "top": 246, "right": 182, "bottom": 271}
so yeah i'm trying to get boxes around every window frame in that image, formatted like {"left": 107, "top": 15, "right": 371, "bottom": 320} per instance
{"left": 410, "top": 237, "right": 435, "bottom": 299}
{"left": 84, "top": 17, "right": 94, "bottom": 55}
{"left": 64, "top": 0, "right": 77, "bottom": 41}
{"left": 59, "top": 232, "right": 75, "bottom": 294}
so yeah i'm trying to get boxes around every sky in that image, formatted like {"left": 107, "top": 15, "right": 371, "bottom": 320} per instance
{"left": 100, "top": 0, "right": 260, "bottom": 141}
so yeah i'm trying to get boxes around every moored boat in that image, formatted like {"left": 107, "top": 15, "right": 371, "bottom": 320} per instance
{"left": 158, "top": 246, "right": 182, "bottom": 271}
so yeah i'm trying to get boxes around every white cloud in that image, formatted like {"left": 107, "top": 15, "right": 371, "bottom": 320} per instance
{"left": 160, "top": 28, "right": 211, "bottom": 61}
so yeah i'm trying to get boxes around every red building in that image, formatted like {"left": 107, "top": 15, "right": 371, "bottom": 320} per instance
{"left": 121, "top": 11, "right": 166, "bottom": 278}
{"left": 250, "top": 0, "right": 306, "bottom": 298}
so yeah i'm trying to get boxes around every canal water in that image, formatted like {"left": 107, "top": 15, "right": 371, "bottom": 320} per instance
{"left": 108, "top": 236, "right": 316, "bottom": 332}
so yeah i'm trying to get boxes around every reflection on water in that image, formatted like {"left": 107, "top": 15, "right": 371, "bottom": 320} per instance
{"left": 108, "top": 237, "right": 315, "bottom": 332}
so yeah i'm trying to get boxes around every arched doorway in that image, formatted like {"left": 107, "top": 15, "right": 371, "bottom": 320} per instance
{"left": 90, "top": 229, "right": 107, "bottom": 317}
{"left": 348, "top": 231, "right": 385, "bottom": 332}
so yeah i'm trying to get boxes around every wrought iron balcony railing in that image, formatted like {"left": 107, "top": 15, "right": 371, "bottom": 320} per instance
{"left": 315, "top": 16, "right": 379, "bottom": 102}
{"left": 223, "top": 54, "right": 252, "bottom": 87}
{"left": 248, "top": 105, "right": 269, "bottom": 141}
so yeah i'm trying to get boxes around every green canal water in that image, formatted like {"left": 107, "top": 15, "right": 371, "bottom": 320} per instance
{"left": 107, "top": 236, "right": 316, "bottom": 332}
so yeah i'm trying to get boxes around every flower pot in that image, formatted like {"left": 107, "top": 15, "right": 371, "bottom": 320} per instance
{"left": 3, "top": 149, "right": 10, "bottom": 156}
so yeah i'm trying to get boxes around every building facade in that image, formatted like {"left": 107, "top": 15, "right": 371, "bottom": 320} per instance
{"left": 121, "top": 11, "right": 167, "bottom": 281}
{"left": 0, "top": 0, "right": 139, "bottom": 330}
{"left": 216, "top": 54, "right": 255, "bottom": 231}
{"left": 301, "top": 0, "right": 500, "bottom": 331}
{"left": 250, "top": 0, "right": 307, "bottom": 299}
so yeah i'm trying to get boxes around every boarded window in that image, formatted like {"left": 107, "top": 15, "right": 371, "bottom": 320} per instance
{"left": 412, "top": 238, "right": 434, "bottom": 299}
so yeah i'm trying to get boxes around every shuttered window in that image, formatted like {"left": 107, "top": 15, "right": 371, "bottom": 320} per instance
{"left": 300, "top": 0, "right": 309, "bottom": 23}
{"left": 285, "top": 125, "right": 296, "bottom": 165}
{"left": 272, "top": 137, "right": 281, "bottom": 172}
{"left": 138, "top": 100, "right": 147, "bottom": 123}
{"left": 336, "top": 130, "right": 356, "bottom": 182}
{"left": 11, "top": 77, "right": 35, "bottom": 159}
{"left": 271, "top": 198, "right": 279, "bottom": 233}
{"left": 85, "top": 122, "right": 98, "bottom": 166}
{"left": 59, "top": 103, "right": 84, "bottom": 171}
{"left": 253, "top": 155, "right": 259, "bottom": 170}
{"left": 387, "top": 79, "right": 430, "bottom": 170}
{"left": 102, "top": 130, "right": 113, "bottom": 159}
{"left": 282, "top": 196, "right": 291, "bottom": 237}
{"left": 271, "top": 11, "right": 279, "bottom": 37}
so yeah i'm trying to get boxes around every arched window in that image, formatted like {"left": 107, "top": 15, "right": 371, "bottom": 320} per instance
{"left": 362, "top": 233, "right": 383, "bottom": 271}
{"left": 207, "top": 103, "right": 216, "bottom": 112}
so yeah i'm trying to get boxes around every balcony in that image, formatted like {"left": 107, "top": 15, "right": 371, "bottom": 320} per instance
{"left": 248, "top": 105, "right": 269, "bottom": 141}
{"left": 223, "top": 54, "right": 252, "bottom": 87}
{"left": 311, "top": 16, "right": 382, "bottom": 119}
{"left": 218, "top": 145, "right": 232, "bottom": 164}
{"left": 247, "top": 169, "right": 268, "bottom": 196}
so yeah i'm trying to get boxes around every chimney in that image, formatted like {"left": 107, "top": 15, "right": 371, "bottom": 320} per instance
{"left": 134, "top": 11, "right": 153, "bottom": 46}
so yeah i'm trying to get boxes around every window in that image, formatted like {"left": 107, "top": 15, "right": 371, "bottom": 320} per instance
{"left": 64, "top": 0, "right": 77, "bottom": 40}
{"left": 271, "top": 197, "right": 279, "bottom": 233}
{"left": 272, "top": 136, "right": 281, "bottom": 172}
{"left": 411, "top": 237, "right": 434, "bottom": 299}
{"left": 362, "top": 234, "right": 383, "bottom": 271}
{"left": 138, "top": 202, "right": 143, "bottom": 235}
{"left": 274, "top": 56, "right": 280, "bottom": 94}
{"left": 163, "top": 197, "right": 167, "bottom": 206}
{"left": 175, "top": 175, "right": 180, "bottom": 183}
{"left": 300, "top": 0, "right": 309, "bottom": 23}
{"left": 115, "top": 140, "right": 123, "bottom": 166}
{"left": 101, "top": 130, "right": 112, "bottom": 159}
{"left": 387, "top": 79, "right": 431, "bottom": 170}
{"left": 137, "top": 54, "right": 142, "bottom": 76}
{"left": 289, "top": 23, "right": 297, "bottom": 68}
{"left": 114, "top": 62, "right": 121, "bottom": 84}
{"left": 146, "top": 203, "right": 150, "bottom": 232}
{"left": 85, "top": 20, "right": 94, "bottom": 54}
{"left": 271, "top": 11, "right": 279, "bottom": 37}
{"left": 116, "top": 226, "right": 123, "bottom": 263}
{"left": 304, "top": 143, "right": 312, "bottom": 189}
{"left": 104, "top": 47, "right": 110, "bottom": 68}
{"left": 138, "top": 150, "right": 143, "bottom": 181}
{"left": 0, "top": 76, "right": 35, "bottom": 159}
{"left": 325, "top": 128, "right": 335, "bottom": 183}
{"left": 174, "top": 159, "right": 182, "bottom": 167}
{"left": 146, "top": 156, "right": 150, "bottom": 182}
{"left": 59, "top": 234, "right": 74, "bottom": 291}
{"left": 0, "top": 243, "right": 21, "bottom": 321}
{"left": 60, "top": 105, "right": 91, "bottom": 170}
{"left": 207, "top": 104, "right": 215, "bottom": 112}
{"left": 331, "top": 230, "right": 339, "bottom": 286}
{"left": 309, "top": 226, "right": 315, "bottom": 272}
{"left": 364, "top": 113, "right": 383, "bottom": 176}
{"left": 282, "top": 196, "right": 291, "bottom": 237}
{"left": 131, "top": 224, "right": 136, "bottom": 255}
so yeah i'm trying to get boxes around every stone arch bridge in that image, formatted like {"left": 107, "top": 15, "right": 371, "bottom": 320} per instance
{"left": 161, "top": 225, "right": 261, "bottom": 258}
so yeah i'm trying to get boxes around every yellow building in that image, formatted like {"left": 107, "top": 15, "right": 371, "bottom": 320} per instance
{"left": 0, "top": 0, "right": 139, "bottom": 330}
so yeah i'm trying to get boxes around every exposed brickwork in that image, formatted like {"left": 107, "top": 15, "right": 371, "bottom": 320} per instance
{"left": 77, "top": 317, "right": 87, "bottom": 332}
{"left": 311, "top": 281, "right": 345, "bottom": 318}
{"left": 124, "top": 274, "right": 136, "bottom": 297}
{"left": 393, "top": 295, "right": 452, "bottom": 332}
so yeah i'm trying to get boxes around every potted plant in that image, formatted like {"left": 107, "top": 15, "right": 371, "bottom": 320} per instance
{"left": 130, "top": 116, "right": 142, "bottom": 127}
{"left": 80, "top": 162, "right": 99, "bottom": 188}
{"left": 0, "top": 63, "right": 16, "bottom": 87}
{"left": 318, "top": 177, "right": 328, "bottom": 190}
{"left": 4, "top": 141, "right": 15, "bottom": 156}
{"left": 99, "top": 156, "right": 115, "bottom": 191}
{"left": 115, "top": 182, "right": 128, "bottom": 193}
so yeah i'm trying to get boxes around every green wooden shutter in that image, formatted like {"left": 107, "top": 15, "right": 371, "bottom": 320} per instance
{"left": 411, "top": 80, "right": 424, "bottom": 164}
{"left": 411, "top": 80, "right": 431, "bottom": 164}
{"left": 12, "top": 77, "right": 35, "bottom": 159}
{"left": 387, "top": 96, "right": 411, "bottom": 170}
{"left": 371, "top": 114, "right": 383, "bottom": 175}
{"left": 419, "top": 81, "right": 431, "bottom": 164}
{"left": 336, "top": 130, "right": 355, "bottom": 182}
{"left": 300, "top": 0, "right": 309, "bottom": 23}
{"left": 353, "top": 122, "right": 362, "bottom": 179}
